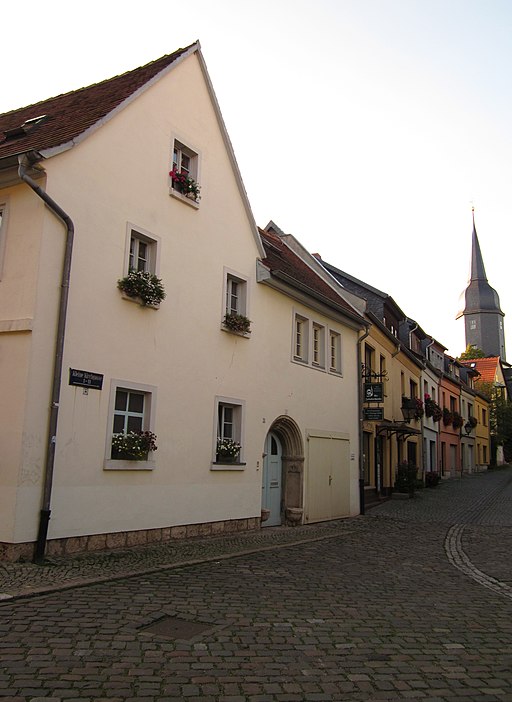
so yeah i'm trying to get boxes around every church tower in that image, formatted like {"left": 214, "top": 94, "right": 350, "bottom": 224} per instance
{"left": 457, "top": 211, "right": 506, "bottom": 359}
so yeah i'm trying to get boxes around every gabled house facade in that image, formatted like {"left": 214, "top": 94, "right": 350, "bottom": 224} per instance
{"left": 0, "top": 44, "right": 366, "bottom": 560}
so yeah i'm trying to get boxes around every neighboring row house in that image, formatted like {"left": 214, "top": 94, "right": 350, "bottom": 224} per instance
{"left": 316, "top": 259, "right": 492, "bottom": 507}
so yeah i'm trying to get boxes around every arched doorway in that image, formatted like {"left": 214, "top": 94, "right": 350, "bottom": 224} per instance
{"left": 262, "top": 415, "right": 304, "bottom": 527}
{"left": 262, "top": 432, "right": 282, "bottom": 526}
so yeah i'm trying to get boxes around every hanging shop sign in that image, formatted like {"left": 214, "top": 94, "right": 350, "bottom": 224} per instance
{"left": 364, "top": 382, "right": 383, "bottom": 402}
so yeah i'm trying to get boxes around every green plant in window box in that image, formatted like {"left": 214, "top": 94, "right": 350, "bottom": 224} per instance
{"left": 111, "top": 431, "right": 158, "bottom": 460}
{"left": 117, "top": 270, "right": 166, "bottom": 307}
{"left": 468, "top": 415, "right": 478, "bottom": 428}
{"left": 223, "top": 312, "right": 251, "bottom": 334}
{"left": 216, "top": 437, "right": 241, "bottom": 462}
{"left": 169, "top": 169, "right": 201, "bottom": 201}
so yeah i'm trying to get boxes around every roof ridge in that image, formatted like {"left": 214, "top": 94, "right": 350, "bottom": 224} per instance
{"left": 1, "top": 44, "right": 197, "bottom": 117}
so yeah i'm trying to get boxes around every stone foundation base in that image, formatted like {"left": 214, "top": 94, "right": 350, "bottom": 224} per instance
{"left": 0, "top": 516, "right": 261, "bottom": 563}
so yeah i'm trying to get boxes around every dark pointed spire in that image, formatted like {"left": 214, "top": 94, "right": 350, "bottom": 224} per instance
{"left": 457, "top": 209, "right": 506, "bottom": 360}
{"left": 470, "top": 208, "right": 488, "bottom": 281}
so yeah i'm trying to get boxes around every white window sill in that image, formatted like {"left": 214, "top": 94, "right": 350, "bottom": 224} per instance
{"left": 221, "top": 325, "right": 251, "bottom": 339}
{"left": 104, "top": 458, "right": 156, "bottom": 471}
{"left": 120, "top": 292, "right": 160, "bottom": 309}
{"left": 210, "top": 461, "right": 247, "bottom": 471}
{"left": 169, "top": 188, "right": 200, "bottom": 209}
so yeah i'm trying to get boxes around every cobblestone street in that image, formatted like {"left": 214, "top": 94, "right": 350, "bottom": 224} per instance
{"left": 1, "top": 467, "right": 512, "bottom": 701}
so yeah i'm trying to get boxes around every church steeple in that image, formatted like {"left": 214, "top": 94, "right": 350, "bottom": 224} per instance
{"left": 457, "top": 210, "right": 506, "bottom": 359}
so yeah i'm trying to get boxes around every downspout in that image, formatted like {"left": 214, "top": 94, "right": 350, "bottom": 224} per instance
{"left": 357, "top": 324, "right": 370, "bottom": 515}
{"left": 18, "top": 155, "right": 74, "bottom": 564}
{"left": 424, "top": 338, "right": 434, "bottom": 473}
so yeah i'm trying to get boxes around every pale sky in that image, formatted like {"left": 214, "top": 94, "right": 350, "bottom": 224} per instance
{"left": 2, "top": 0, "right": 511, "bottom": 359}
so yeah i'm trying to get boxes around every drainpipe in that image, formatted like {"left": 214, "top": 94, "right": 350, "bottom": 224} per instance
{"left": 357, "top": 324, "right": 370, "bottom": 515}
{"left": 18, "top": 155, "right": 74, "bottom": 564}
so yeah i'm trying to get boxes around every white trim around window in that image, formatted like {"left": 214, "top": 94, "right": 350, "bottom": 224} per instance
{"left": 292, "top": 310, "right": 343, "bottom": 376}
{"left": 169, "top": 135, "right": 201, "bottom": 208}
{"left": 329, "top": 329, "right": 342, "bottom": 375}
{"left": 212, "top": 395, "right": 246, "bottom": 470}
{"left": 221, "top": 268, "right": 251, "bottom": 336}
{"left": 104, "top": 379, "right": 157, "bottom": 471}
{"left": 124, "top": 223, "right": 161, "bottom": 276}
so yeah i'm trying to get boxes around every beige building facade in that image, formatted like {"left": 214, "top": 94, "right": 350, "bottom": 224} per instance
{"left": 0, "top": 44, "right": 365, "bottom": 560}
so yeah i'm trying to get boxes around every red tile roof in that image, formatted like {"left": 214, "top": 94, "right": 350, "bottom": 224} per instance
{"left": 259, "top": 228, "right": 363, "bottom": 322}
{"left": 0, "top": 44, "right": 196, "bottom": 161}
{"left": 460, "top": 357, "right": 500, "bottom": 384}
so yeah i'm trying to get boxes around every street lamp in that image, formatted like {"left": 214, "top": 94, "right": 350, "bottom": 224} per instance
{"left": 400, "top": 398, "right": 417, "bottom": 423}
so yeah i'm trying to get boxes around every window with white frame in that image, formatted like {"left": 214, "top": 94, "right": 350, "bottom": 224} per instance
{"left": 329, "top": 330, "right": 342, "bottom": 374}
{"left": 105, "top": 380, "right": 157, "bottom": 469}
{"left": 292, "top": 312, "right": 342, "bottom": 375}
{"left": 214, "top": 396, "right": 245, "bottom": 466}
{"left": 125, "top": 225, "right": 159, "bottom": 276}
{"left": 294, "top": 314, "right": 309, "bottom": 363}
{"left": 222, "top": 270, "right": 250, "bottom": 335}
{"left": 225, "top": 274, "right": 247, "bottom": 316}
{"left": 170, "top": 138, "right": 200, "bottom": 203}
{"left": 312, "top": 323, "right": 325, "bottom": 367}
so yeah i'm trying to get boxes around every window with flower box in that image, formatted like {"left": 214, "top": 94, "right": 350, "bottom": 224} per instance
{"left": 118, "top": 225, "right": 164, "bottom": 308}
{"left": 104, "top": 380, "right": 157, "bottom": 470}
{"left": 213, "top": 396, "right": 246, "bottom": 469}
{"left": 169, "top": 138, "right": 201, "bottom": 206}
{"left": 221, "top": 270, "right": 251, "bottom": 335}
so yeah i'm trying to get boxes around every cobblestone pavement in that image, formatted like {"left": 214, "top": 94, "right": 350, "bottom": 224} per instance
{"left": 1, "top": 467, "right": 512, "bottom": 701}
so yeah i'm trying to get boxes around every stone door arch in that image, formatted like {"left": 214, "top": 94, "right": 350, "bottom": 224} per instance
{"left": 266, "top": 415, "right": 304, "bottom": 526}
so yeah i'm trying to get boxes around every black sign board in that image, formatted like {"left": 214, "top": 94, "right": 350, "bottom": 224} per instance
{"left": 364, "top": 382, "right": 383, "bottom": 402}
{"left": 363, "top": 407, "right": 384, "bottom": 421}
{"left": 69, "top": 368, "right": 104, "bottom": 390}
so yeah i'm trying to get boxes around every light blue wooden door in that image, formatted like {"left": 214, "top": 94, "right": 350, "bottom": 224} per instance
{"left": 262, "top": 432, "right": 282, "bottom": 527}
